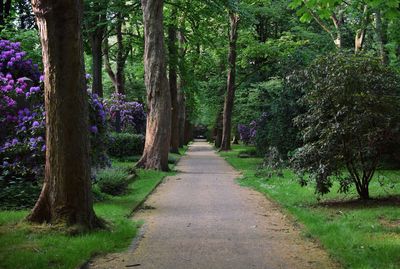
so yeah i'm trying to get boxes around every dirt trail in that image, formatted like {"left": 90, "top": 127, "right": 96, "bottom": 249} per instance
{"left": 89, "top": 141, "right": 339, "bottom": 269}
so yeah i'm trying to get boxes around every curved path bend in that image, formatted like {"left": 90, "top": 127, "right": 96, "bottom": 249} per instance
{"left": 89, "top": 141, "right": 338, "bottom": 269}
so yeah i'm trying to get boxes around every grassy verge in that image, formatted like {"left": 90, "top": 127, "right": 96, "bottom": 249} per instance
{"left": 219, "top": 144, "right": 400, "bottom": 269}
{"left": 0, "top": 146, "right": 188, "bottom": 269}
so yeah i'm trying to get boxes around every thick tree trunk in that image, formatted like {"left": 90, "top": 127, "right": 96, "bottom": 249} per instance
{"left": 375, "top": 10, "right": 389, "bottom": 65}
{"left": 168, "top": 12, "right": 180, "bottom": 154}
{"left": 220, "top": 12, "right": 239, "bottom": 151}
{"left": 28, "top": 0, "right": 101, "bottom": 230}
{"left": 136, "top": 0, "right": 171, "bottom": 171}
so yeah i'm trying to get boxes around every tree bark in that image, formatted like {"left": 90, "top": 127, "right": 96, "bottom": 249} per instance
{"left": 331, "top": 14, "right": 343, "bottom": 49}
{"left": 136, "top": 0, "right": 171, "bottom": 171}
{"left": 168, "top": 10, "right": 180, "bottom": 154}
{"left": 177, "top": 29, "right": 187, "bottom": 147}
{"left": 184, "top": 118, "right": 193, "bottom": 145}
{"left": 89, "top": 2, "right": 106, "bottom": 97}
{"left": 220, "top": 12, "right": 239, "bottom": 151}
{"left": 91, "top": 33, "right": 103, "bottom": 97}
{"left": 214, "top": 111, "right": 223, "bottom": 148}
{"left": 115, "top": 12, "right": 125, "bottom": 94}
{"left": 28, "top": 0, "right": 101, "bottom": 230}
{"left": 177, "top": 78, "right": 186, "bottom": 147}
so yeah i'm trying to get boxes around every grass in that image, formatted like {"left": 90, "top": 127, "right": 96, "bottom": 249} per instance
{"left": 0, "top": 146, "right": 188, "bottom": 269}
{"left": 219, "top": 144, "right": 400, "bottom": 269}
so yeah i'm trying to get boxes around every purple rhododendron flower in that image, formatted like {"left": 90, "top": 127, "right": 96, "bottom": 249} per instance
{"left": 90, "top": 125, "right": 98, "bottom": 134}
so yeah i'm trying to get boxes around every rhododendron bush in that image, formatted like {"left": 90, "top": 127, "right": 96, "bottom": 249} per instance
{"left": 0, "top": 40, "right": 44, "bottom": 184}
{"left": 0, "top": 40, "right": 108, "bottom": 208}
{"left": 105, "top": 93, "right": 146, "bottom": 134}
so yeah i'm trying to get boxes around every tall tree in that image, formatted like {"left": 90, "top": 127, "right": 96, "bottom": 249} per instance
{"left": 136, "top": 0, "right": 171, "bottom": 171}
{"left": 168, "top": 8, "right": 180, "bottom": 154}
{"left": 104, "top": 12, "right": 131, "bottom": 95}
{"left": 27, "top": 0, "right": 102, "bottom": 230}
{"left": 177, "top": 28, "right": 187, "bottom": 147}
{"left": 84, "top": 0, "right": 108, "bottom": 97}
{"left": 220, "top": 11, "right": 239, "bottom": 151}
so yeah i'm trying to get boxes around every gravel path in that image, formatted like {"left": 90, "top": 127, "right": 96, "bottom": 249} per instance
{"left": 89, "top": 141, "right": 338, "bottom": 269}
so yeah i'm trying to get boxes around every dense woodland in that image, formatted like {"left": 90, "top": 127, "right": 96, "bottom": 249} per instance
{"left": 1, "top": 0, "right": 400, "bottom": 268}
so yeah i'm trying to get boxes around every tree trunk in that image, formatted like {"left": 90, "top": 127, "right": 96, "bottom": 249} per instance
{"left": 184, "top": 118, "right": 193, "bottom": 145}
{"left": 354, "top": 5, "right": 369, "bottom": 53}
{"left": 220, "top": 12, "right": 239, "bottom": 151}
{"left": 214, "top": 111, "right": 223, "bottom": 148}
{"left": 0, "top": 1, "right": 4, "bottom": 26}
{"left": 136, "top": 0, "right": 171, "bottom": 171}
{"left": 28, "top": 0, "right": 101, "bottom": 230}
{"left": 168, "top": 11, "right": 180, "bottom": 154}
{"left": 177, "top": 29, "right": 186, "bottom": 148}
{"left": 115, "top": 12, "right": 125, "bottom": 94}
{"left": 90, "top": 28, "right": 104, "bottom": 97}
{"left": 103, "top": 14, "right": 129, "bottom": 96}
{"left": 177, "top": 79, "right": 186, "bottom": 147}
{"left": 331, "top": 14, "right": 343, "bottom": 49}
{"left": 375, "top": 10, "right": 389, "bottom": 65}
{"left": 90, "top": 3, "right": 106, "bottom": 97}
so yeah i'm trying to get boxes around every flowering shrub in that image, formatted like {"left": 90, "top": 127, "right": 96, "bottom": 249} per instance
{"left": 237, "top": 120, "right": 257, "bottom": 145}
{"left": 0, "top": 40, "right": 45, "bottom": 184}
{"left": 89, "top": 93, "right": 110, "bottom": 168}
{"left": 105, "top": 93, "right": 146, "bottom": 134}
{"left": 0, "top": 40, "right": 109, "bottom": 208}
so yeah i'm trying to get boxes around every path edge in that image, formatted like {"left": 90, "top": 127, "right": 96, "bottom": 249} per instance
{"left": 79, "top": 148, "right": 190, "bottom": 269}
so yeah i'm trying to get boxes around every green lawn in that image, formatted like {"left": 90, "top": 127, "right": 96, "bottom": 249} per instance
{"left": 219, "top": 144, "right": 400, "bottom": 269}
{"left": 0, "top": 147, "right": 187, "bottom": 269}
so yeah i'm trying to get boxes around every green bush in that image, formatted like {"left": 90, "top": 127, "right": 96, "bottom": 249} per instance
{"left": 92, "top": 184, "right": 109, "bottom": 202}
{"left": 95, "top": 169, "right": 131, "bottom": 196}
{"left": 292, "top": 52, "right": 400, "bottom": 199}
{"left": 0, "top": 178, "right": 41, "bottom": 210}
{"left": 108, "top": 132, "right": 144, "bottom": 158}
{"left": 168, "top": 155, "right": 178, "bottom": 164}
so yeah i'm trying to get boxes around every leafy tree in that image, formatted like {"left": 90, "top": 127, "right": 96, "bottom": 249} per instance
{"left": 292, "top": 52, "right": 400, "bottom": 199}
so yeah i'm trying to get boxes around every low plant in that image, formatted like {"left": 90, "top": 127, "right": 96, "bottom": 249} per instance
{"left": 108, "top": 132, "right": 144, "bottom": 158}
{"left": 95, "top": 168, "right": 131, "bottom": 196}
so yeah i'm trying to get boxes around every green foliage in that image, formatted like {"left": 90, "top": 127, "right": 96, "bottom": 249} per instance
{"left": 293, "top": 52, "right": 400, "bottom": 199}
{"left": 220, "top": 144, "right": 400, "bottom": 269}
{"left": 108, "top": 132, "right": 144, "bottom": 158}
{"left": 240, "top": 76, "right": 304, "bottom": 158}
{"left": 95, "top": 168, "right": 131, "bottom": 196}
{"left": 0, "top": 166, "right": 172, "bottom": 269}
{"left": 0, "top": 178, "right": 41, "bottom": 210}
